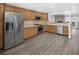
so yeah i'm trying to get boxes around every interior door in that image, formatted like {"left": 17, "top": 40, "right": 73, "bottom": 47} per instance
{"left": 4, "top": 12, "right": 15, "bottom": 49}
{"left": 14, "top": 13, "right": 24, "bottom": 46}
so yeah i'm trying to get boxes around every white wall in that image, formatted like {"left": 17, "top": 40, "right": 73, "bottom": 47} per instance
{"left": 48, "top": 10, "right": 72, "bottom": 23}
{"left": 76, "top": 15, "right": 79, "bottom": 28}
{"left": 49, "top": 15, "right": 55, "bottom": 22}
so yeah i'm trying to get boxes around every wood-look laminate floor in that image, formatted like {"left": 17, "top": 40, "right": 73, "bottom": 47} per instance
{"left": 1, "top": 28, "right": 79, "bottom": 55}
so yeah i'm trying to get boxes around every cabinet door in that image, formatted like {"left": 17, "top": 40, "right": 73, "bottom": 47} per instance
{"left": 30, "top": 27, "right": 34, "bottom": 37}
{"left": 5, "top": 5, "right": 10, "bottom": 11}
{"left": 34, "top": 26, "right": 38, "bottom": 35}
{"left": 44, "top": 25, "right": 50, "bottom": 32}
{"left": 29, "top": 27, "right": 38, "bottom": 37}
{"left": 27, "top": 10, "right": 35, "bottom": 20}
{"left": 30, "top": 11, "right": 35, "bottom": 20}
{"left": 63, "top": 26, "right": 68, "bottom": 36}
{"left": 50, "top": 25, "right": 57, "bottom": 33}
{"left": 0, "top": 4, "right": 3, "bottom": 49}
{"left": 24, "top": 28, "right": 30, "bottom": 39}
{"left": 24, "top": 27, "right": 38, "bottom": 39}
{"left": 42, "top": 14, "right": 48, "bottom": 21}
{"left": 5, "top": 5, "right": 15, "bottom": 12}
{"left": 24, "top": 10, "right": 28, "bottom": 21}
{"left": 33, "top": 27, "right": 38, "bottom": 35}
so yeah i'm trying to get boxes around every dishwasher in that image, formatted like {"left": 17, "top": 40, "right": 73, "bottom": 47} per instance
{"left": 57, "top": 25, "right": 63, "bottom": 35}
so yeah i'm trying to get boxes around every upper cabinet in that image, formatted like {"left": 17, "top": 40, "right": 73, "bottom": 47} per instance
{"left": 35, "top": 12, "right": 48, "bottom": 21}
{"left": 26, "top": 10, "right": 36, "bottom": 21}
{"left": 4, "top": 4, "right": 48, "bottom": 21}
{"left": 42, "top": 13, "right": 48, "bottom": 21}
{"left": 4, "top": 5, "right": 26, "bottom": 20}
{"left": 5, "top": 5, "right": 16, "bottom": 12}
{"left": 5, "top": 5, "right": 25, "bottom": 12}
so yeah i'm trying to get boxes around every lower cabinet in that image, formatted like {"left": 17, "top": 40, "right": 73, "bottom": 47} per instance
{"left": 44, "top": 25, "right": 69, "bottom": 36}
{"left": 24, "top": 26, "right": 38, "bottom": 39}
{"left": 63, "top": 26, "right": 68, "bottom": 36}
{"left": 44, "top": 25, "right": 57, "bottom": 33}
{"left": 24, "top": 25, "right": 69, "bottom": 39}
{"left": 49, "top": 25, "right": 57, "bottom": 33}
{"left": 44, "top": 25, "right": 50, "bottom": 32}
{"left": 24, "top": 28, "right": 30, "bottom": 39}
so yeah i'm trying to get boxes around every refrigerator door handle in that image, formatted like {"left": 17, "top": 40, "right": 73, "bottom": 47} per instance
{"left": 15, "top": 15, "right": 18, "bottom": 29}
{"left": 6, "top": 22, "right": 10, "bottom": 32}
{"left": 12, "top": 22, "right": 14, "bottom": 30}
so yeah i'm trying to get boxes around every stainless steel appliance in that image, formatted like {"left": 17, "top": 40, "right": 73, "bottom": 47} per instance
{"left": 4, "top": 12, "right": 24, "bottom": 49}
{"left": 57, "top": 25, "right": 63, "bottom": 35}
{"left": 34, "top": 24, "right": 43, "bottom": 33}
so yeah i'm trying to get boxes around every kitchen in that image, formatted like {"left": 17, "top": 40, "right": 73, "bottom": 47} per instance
{"left": 0, "top": 3, "right": 79, "bottom": 55}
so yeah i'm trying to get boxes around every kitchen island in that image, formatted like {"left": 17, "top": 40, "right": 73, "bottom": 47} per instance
{"left": 43, "top": 23, "right": 71, "bottom": 38}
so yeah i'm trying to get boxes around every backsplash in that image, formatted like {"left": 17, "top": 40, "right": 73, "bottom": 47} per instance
{"left": 24, "top": 20, "right": 50, "bottom": 26}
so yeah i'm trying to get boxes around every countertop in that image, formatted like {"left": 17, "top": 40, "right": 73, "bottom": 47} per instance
{"left": 24, "top": 25, "right": 38, "bottom": 28}
{"left": 40, "top": 23, "right": 71, "bottom": 26}
{"left": 24, "top": 22, "right": 71, "bottom": 38}
{"left": 24, "top": 23, "right": 71, "bottom": 28}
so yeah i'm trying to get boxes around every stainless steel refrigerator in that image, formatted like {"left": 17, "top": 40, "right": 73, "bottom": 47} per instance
{"left": 4, "top": 11, "right": 24, "bottom": 49}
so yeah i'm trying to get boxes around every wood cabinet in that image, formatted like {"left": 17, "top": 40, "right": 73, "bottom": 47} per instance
{"left": 44, "top": 25, "right": 69, "bottom": 36}
{"left": 63, "top": 26, "right": 68, "bottom": 36}
{"left": 24, "top": 26, "right": 38, "bottom": 39}
{"left": 4, "top": 4, "right": 26, "bottom": 21}
{"left": 41, "top": 13, "right": 48, "bottom": 21}
{"left": 0, "top": 4, "right": 4, "bottom": 49}
{"left": 5, "top": 5, "right": 16, "bottom": 12}
{"left": 26, "top": 10, "right": 36, "bottom": 20}
{"left": 44, "top": 25, "right": 57, "bottom": 33}
{"left": 34, "top": 12, "right": 48, "bottom": 21}
{"left": 44, "top": 25, "right": 50, "bottom": 32}
{"left": 30, "top": 27, "right": 38, "bottom": 37}
{"left": 4, "top": 4, "right": 48, "bottom": 21}
{"left": 24, "top": 27, "right": 30, "bottom": 39}
{"left": 49, "top": 25, "right": 57, "bottom": 33}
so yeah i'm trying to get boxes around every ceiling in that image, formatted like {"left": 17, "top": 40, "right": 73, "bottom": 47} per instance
{"left": 7, "top": 3, "right": 79, "bottom": 15}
